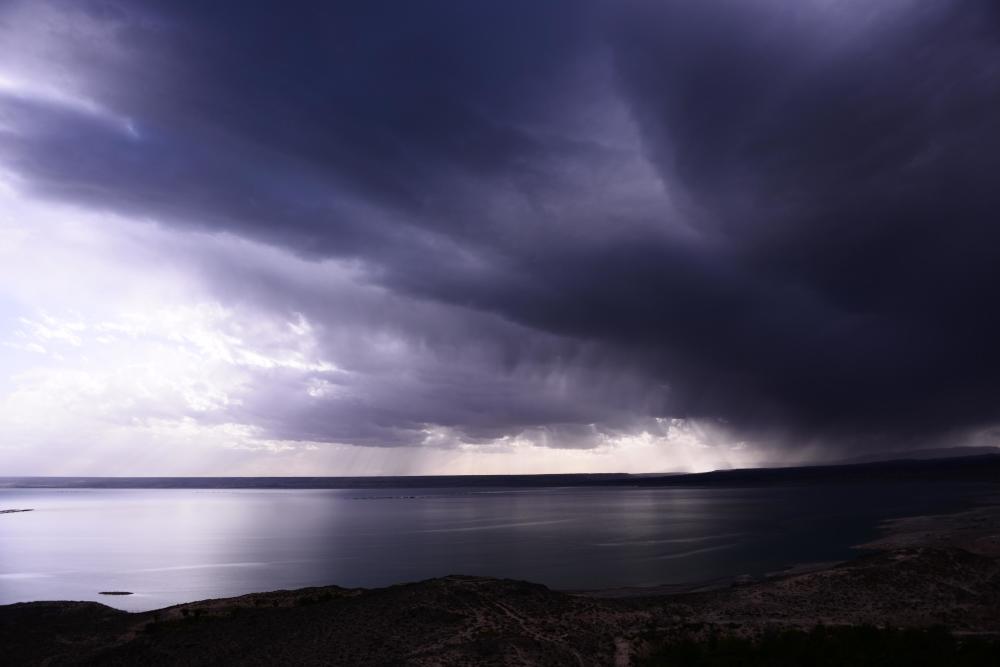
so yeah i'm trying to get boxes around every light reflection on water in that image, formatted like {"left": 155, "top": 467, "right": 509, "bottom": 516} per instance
{"left": 0, "top": 483, "right": 981, "bottom": 611}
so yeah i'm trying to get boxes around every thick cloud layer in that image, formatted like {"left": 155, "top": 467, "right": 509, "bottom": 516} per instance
{"left": 2, "top": 0, "right": 1000, "bottom": 469}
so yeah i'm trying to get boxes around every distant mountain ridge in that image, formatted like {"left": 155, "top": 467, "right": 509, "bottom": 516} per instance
{"left": 2, "top": 451, "right": 999, "bottom": 489}
{"left": 823, "top": 446, "right": 1000, "bottom": 466}
{"left": 638, "top": 452, "right": 1000, "bottom": 487}
{"left": 755, "top": 446, "right": 1000, "bottom": 469}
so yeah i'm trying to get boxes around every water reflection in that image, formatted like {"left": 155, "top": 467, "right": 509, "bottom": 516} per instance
{"left": 0, "top": 483, "right": 980, "bottom": 611}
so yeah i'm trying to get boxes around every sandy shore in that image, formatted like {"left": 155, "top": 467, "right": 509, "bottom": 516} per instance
{"left": 858, "top": 495, "right": 1000, "bottom": 557}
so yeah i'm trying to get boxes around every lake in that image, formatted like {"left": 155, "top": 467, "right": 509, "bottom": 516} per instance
{"left": 0, "top": 482, "right": 985, "bottom": 611}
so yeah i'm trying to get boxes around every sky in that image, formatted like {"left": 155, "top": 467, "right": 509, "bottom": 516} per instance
{"left": 1, "top": 0, "right": 999, "bottom": 475}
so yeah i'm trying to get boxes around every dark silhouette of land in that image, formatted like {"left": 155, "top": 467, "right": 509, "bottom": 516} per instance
{"left": 3, "top": 452, "right": 999, "bottom": 489}
{"left": 2, "top": 538, "right": 999, "bottom": 665}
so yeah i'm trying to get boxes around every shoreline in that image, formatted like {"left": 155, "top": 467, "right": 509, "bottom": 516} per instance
{"left": 578, "top": 486, "right": 998, "bottom": 600}
{"left": 71, "top": 495, "right": 1000, "bottom": 611}
{"left": 3, "top": 484, "right": 996, "bottom": 610}
{"left": 3, "top": 492, "right": 999, "bottom": 665}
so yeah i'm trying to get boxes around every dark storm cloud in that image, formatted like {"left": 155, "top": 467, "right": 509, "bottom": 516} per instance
{"left": 601, "top": 0, "right": 1000, "bottom": 443}
{"left": 5, "top": 0, "right": 1000, "bottom": 451}
{"left": 2, "top": 0, "right": 601, "bottom": 257}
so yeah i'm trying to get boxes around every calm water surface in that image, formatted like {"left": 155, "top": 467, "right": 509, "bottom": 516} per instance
{"left": 0, "top": 483, "right": 983, "bottom": 611}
